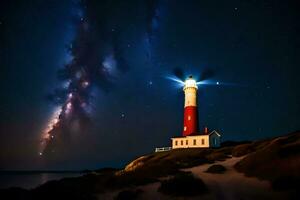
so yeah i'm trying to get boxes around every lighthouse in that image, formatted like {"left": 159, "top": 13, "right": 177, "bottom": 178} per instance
{"left": 169, "top": 75, "right": 221, "bottom": 150}
{"left": 183, "top": 76, "right": 198, "bottom": 136}
{"left": 156, "top": 74, "right": 222, "bottom": 152}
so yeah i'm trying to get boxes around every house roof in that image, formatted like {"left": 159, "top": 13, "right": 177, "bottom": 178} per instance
{"left": 171, "top": 130, "right": 221, "bottom": 139}
{"left": 209, "top": 130, "right": 221, "bottom": 137}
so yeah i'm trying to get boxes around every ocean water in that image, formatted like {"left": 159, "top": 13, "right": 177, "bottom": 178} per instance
{"left": 0, "top": 173, "right": 82, "bottom": 189}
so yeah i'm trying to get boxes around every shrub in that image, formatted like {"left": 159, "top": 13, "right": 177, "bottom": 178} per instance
{"left": 232, "top": 143, "right": 255, "bottom": 157}
{"left": 114, "top": 189, "right": 143, "bottom": 200}
{"left": 205, "top": 164, "right": 226, "bottom": 174}
{"left": 272, "top": 176, "right": 300, "bottom": 191}
{"left": 0, "top": 187, "right": 30, "bottom": 200}
{"left": 158, "top": 172, "right": 208, "bottom": 196}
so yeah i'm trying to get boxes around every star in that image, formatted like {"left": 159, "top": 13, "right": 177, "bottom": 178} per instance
{"left": 149, "top": 81, "right": 153, "bottom": 85}
{"left": 216, "top": 81, "right": 220, "bottom": 85}
{"left": 234, "top": 7, "right": 238, "bottom": 11}
{"left": 121, "top": 113, "right": 125, "bottom": 118}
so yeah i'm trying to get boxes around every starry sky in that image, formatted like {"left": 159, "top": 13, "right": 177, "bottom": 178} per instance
{"left": 0, "top": 0, "right": 299, "bottom": 170}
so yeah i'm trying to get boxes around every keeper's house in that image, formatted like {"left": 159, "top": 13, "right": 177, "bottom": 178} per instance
{"left": 171, "top": 129, "right": 221, "bottom": 149}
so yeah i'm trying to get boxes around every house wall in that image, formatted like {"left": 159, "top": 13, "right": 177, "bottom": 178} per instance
{"left": 209, "top": 133, "right": 221, "bottom": 147}
{"left": 171, "top": 135, "right": 210, "bottom": 149}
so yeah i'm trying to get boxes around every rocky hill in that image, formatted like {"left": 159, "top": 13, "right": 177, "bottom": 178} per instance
{"left": 1, "top": 131, "right": 299, "bottom": 200}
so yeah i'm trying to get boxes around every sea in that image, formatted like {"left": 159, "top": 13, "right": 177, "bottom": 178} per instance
{"left": 0, "top": 172, "right": 82, "bottom": 189}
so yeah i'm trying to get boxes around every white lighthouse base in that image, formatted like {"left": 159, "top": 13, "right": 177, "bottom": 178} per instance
{"left": 171, "top": 130, "right": 221, "bottom": 149}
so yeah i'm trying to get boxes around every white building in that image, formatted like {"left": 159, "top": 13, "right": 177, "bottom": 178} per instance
{"left": 171, "top": 130, "right": 221, "bottom": 149}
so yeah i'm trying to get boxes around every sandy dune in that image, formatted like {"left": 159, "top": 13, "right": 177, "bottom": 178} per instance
{"left": 183, "top": 156, "right": 287, "bottom": 200}
{"left": 98, "top": 156, "right": 289, "bottom": 199}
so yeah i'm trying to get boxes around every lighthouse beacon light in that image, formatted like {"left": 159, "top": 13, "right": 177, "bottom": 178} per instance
{"left": 183, "top": 76, "right": 198, "bottom": 90}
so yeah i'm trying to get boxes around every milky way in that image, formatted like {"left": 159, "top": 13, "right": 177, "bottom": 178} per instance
{"left": 41, "top": 0, "right": 161, "bottom": 158}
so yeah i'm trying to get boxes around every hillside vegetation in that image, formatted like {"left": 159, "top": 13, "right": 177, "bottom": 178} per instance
{"left": 122, "top": 131, "right": 300, "bottom": 191}
{"left": 234, "top": 131, "right": 300, "bottom": 190}
{"left": 1, "top": 131, "right": 299, "bottom": 199}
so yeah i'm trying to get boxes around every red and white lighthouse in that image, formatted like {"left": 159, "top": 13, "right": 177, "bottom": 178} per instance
{"left": 183, "top": 76, "right": 198, "bottom": 136}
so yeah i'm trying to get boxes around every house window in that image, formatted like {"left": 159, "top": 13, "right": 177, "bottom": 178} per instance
{"left": 181, "top": 140, "right": 183, "bottom": 145}
{"left": 201, "top": 139, "right": 205, "bottom": 145}
{"left": 175, "top": 141, "right": 178, "bottom": 146}
{"left": 188, "top": 116, "right": 191, "bottom": 120}
{"left": 186, "top": 140, "right": 188, "bottom": 145}
{"left": 193, "top": 139, "right": 196, "bottom": 145}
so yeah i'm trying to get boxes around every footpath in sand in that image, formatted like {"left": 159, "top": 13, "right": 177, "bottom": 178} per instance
{"left": 183, "top": 156, "right": 287, "bottom": 200}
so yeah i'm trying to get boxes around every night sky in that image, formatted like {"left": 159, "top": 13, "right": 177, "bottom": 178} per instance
{"left": 0, "top": 0, "right": 299, "bottom": 170}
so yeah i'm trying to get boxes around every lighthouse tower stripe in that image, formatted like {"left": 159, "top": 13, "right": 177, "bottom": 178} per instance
{"left": 183, "top": 106, "right": 198, "bottom": 136}
{"left": 183, "top": 82, "right": 198, "bottom": 136}
{"left": 184, "top": 87, "right": 197, "bottom": 107}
